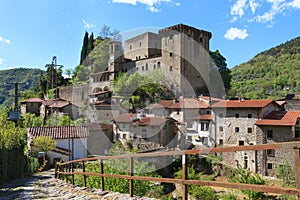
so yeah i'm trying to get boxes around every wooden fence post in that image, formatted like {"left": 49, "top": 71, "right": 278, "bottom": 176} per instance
{"left": 182, "top": 154, "right": 188, "bottom": 200}
{"left": 65, "top": 164, "right": 68, "bottom": 183}
{"left": 82, "top": 160, "right": 87, "bottom": 187}
{"left": 294, "top": 147, "right": 300, "bottom": 199}
{"left": 129, "top": 157, "right": 134, "bottom": 197}
{"left": 71, "top": 162, "right": 74, "bottom": 185}
{"left": 100, "top": 159, "right": 104, "bottom": 191}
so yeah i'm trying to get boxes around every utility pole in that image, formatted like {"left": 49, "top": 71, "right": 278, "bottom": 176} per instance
{"left": 45, "top": 56, "right": 64, "bottom": 99}
{"left": 7, "top": 81, "right": 23, "bottom": 122}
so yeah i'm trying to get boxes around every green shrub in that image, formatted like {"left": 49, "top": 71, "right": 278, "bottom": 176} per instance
{"left": 190, "top": 186, "right": 218, "bottom": 200}
{"left": 228, "top": 167, "right": 265, "bottom": 200}
{"left": 220, "top": 192, "right": 239, "bottom": 200}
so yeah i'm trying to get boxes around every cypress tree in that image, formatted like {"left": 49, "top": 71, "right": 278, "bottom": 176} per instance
{"left": 80, "top": 31, "right": 89, "bottom": 65}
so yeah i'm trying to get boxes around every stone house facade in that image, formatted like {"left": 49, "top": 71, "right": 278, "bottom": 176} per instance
{"left": 255, "top": 111, "right": 300, "bottom": 176}
{"left": 112, "top": 113, "right": 182, "bottom": 150}
{"left": 211, "top": 100, "right": 282, "bottom": 173}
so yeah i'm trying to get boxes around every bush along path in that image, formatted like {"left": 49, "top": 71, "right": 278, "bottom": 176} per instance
{"left": 0, "top": 169, "right": 157, "bottom": 200}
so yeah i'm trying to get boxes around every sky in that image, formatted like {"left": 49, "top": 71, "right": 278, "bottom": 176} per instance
{"left": 0, "top": 0, "right": 300, "bottom": 73}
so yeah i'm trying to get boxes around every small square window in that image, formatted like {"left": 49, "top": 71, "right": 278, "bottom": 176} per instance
{"left": 248, "top": 114, "right": 252, "bottom": 118}
{"left": 169, "top": 66, "right": 173, "bottom": 71}
{"left": 219, "top": 126, "right": 224, "bottom": 131}
{"left": 235, "top": 114, "right": 239, "bottom": 118}
{"left": 207, "top": 110, "right": 211, "bottom": 114}
{"left": 267, "top": 149, "right": 275, "bottom": 157}
{"left": 235, "top": 127, "right": 240, "bottom": 133}
{"left": 247, "top": 127, "right": 252, "bottom": 133}
{"left": 170, "top": 52, "right": 173, "bottom": 57}
{"left": 239, "top": 140, "right": 244, "bottom": 146}
{"left": 219, "top": 139, "right": 223, "bottom": 145}
{"left": 267, "top": 130, "right": 273, "bottom": 139}
{"left": 267, "top": 163, "right": 273, "bottom": 169}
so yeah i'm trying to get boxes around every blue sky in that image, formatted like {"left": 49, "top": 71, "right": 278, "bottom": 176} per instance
{"left": 0, "top": 0, "right": 300, "bottom": 73}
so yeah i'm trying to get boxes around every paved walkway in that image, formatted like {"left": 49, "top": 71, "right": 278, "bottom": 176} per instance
{"left": 0, "top": 169, "right": 156, "bottom": 199}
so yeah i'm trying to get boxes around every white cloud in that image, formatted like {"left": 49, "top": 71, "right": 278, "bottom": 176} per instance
{"left": 230, "top": 0, "right": 247, "bottom": 19}
{"left": 82, "top": 20, "right": 96, "bottom": 29}
{"left": 0, "top": 36, "right": 11, "bottom": 44}
{"left": 229, "top": 0, "right": 300, "bottom": 25}
{"left": 224, "top": 27, "right": 249, "bottom": 40}
{"left": 288, "top": 0, "right": 300, "bottom": 8}
{"left": 0, "top": 58, "right": 4, "bottom": 65}
{"left": 111, "top": 0, "right": 179, "bottom": 12}
{"left": 249, "top": 0, "right": 260, "bottom": 14}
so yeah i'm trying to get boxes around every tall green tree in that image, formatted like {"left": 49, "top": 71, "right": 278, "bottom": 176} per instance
{"left": 80, "top": 31, "right": 89, "bottom": 65}
{"left": 210, "top": 50, "right": 231, "bottom": 92}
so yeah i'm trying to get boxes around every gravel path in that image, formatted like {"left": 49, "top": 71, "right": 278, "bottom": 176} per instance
{"left": 0, "top": 169, "right": 157, "bottom": 200}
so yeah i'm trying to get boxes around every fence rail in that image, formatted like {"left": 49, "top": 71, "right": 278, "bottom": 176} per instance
{"left": 55, "top": 142, "right": 300, "bottom": 200}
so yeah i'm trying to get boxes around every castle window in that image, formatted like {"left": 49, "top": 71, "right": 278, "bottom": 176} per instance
{"left": 110, "top": 44, "right": 113, "bottom": 54}
{"left": 145, "top": 63, "right": 148, "bottom": 71}
{"left": 157, "top": 62, "right": 161, "bottom": 68}
{"left": 170, "top": 52, "right": 173, "bottom": 57}
{"left": 169, "top": 66, "right": 173, "bottom": 71}
{"left": 239, "top": 140, "right": 244, "bottom": 146}
{"left": 295, "top": 129, "right": 300, "bottom": 138}
{"left": 130, "top": 45, "right": 132, "bottom": 50}
{"left": 200, "top": 37, "right": 203, "bottom": 43}
{"left": 139, "top": 42, "right": 142, "bottom": 46}
{"left": 235, "top": 114, "right": 239, "bottom": 118}
{"left": 153, "top": 64, "right": 156, "bottom": 70}
{"left": 142, "top": 66, "right": 144, "bottom": 71}
{"left": 219, "top": 113, "right": 223, "bottom": 118}
{"left": 248, "top": 114, "right": 252, "bottom": 118}
{"left": 219, "top": 126, "right": 223, "bottom": 131}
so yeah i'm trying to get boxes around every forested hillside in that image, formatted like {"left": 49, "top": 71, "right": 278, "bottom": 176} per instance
{"left": 0, "top": 68, "right": 43, "bottom": 108}
{"left": 230, "top": 36, "right": 300, "bottom": 100}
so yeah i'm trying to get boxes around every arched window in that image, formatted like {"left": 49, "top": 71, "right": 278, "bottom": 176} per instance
{"left": 157, "top": 62, "right": 161, "bottom": 68}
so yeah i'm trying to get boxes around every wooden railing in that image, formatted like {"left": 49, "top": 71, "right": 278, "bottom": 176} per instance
{"left": 55, "top": 142, "right": 300, "bottom": 200}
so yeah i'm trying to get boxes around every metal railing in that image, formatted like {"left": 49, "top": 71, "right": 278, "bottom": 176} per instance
{"left": 55, "top": 142, "right": 300, "bottom": 200}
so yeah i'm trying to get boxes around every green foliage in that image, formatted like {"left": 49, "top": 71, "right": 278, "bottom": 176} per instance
{"left": 228, "top": 167, "right": 265, "bottom": 199}
{"left": 33, "top": 136, "right": 56, "bottom": 153}
{"left": 0, "top": 108, "right": 36, "bottom": 184}
{"left": 0, "top": 68, "right": 43, "bottom": 108}
{"left": 276, "top": 160, "right": 296, "bottom": 188}
{"left": 210, "top": 49, "right": 231, "bottom": 92}
{"left": 174, "top": 167, "right": 217, "bottom": 199}
{"left": 220, "top": 192, "right": 239, "bottom": 200}
{"left": 113, "top": 70, "right": 173, "bottom": 109}
{"left": 73, "top": 142, "right": 163, "bottom": 197}
{"left": 231, "top": 36, "right": 300, "bottom": 99}
{"left": 21, "top": 113, "right": 43, "bottom": 127}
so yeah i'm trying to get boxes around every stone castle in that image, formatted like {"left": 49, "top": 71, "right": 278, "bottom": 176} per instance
{"left": 89, "top": 23, "right": 212, "bottom": 98}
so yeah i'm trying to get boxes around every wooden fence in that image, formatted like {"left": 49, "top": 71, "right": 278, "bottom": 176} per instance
{"left": 55, "top": 142, "right": 300, "bottom": 200}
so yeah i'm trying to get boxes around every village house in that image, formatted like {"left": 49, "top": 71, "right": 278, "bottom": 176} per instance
{"left": 27, "top": 124, "right": 113, "bottom": 166}
{"left": 210, "top": 99, "right": 287, "bottom": 175}
{"left": 21, "top": 97, "right": 79, "bottom": 120}
{"left": 255, "top": 111, "right": 300, "bottom": 176}
{"left": 112, "top": 113, "right": 183, "bottom": 150}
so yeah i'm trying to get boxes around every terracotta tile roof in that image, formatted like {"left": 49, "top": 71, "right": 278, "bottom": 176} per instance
{"left": 113, "top": 113, "right": 137, "bottom": 123}
{"left": 168, "top": 98, "right": 209, "bottom": 109}
{"left": 113, "top": 113, "right": 173, "bottom": 126}
{"left": 27, "top": 126, "right": 89, "bottom": 139}
{"left": 198, "top": 114, "right": 212, "bottom": 121}
{"left": 198, "top": 96, "right": 223, "bottom": 102}
{"left": 134, "top": 116, "right": 168, "bottom": 126}
{"left": 21, "top": 97, "right": 43, "bottom": 103}
{"left": 211, "top": 99, "right": 276, "bottom": 108}
{"left": 255, "top": 111, "right": 300, "bottom": 126}
{"left": 48, "top": 101, "right": 70, "bottom": 108}
{"left": 145, "top": 100, "right": 174, "bottom": 109}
